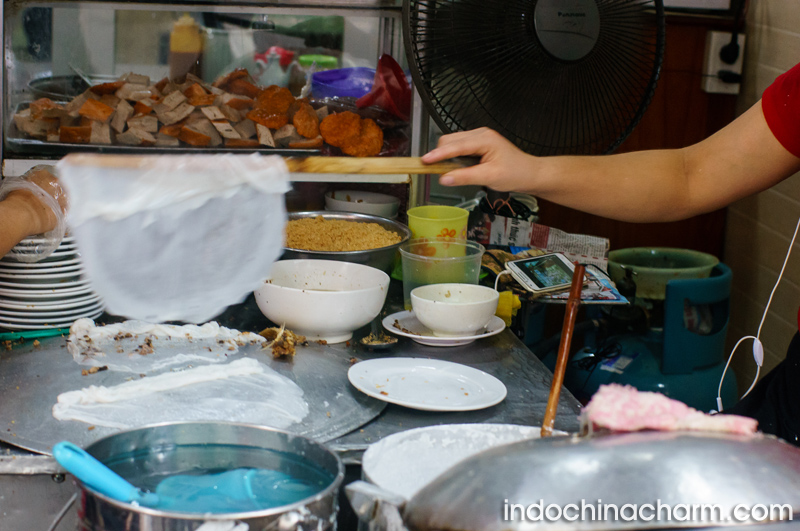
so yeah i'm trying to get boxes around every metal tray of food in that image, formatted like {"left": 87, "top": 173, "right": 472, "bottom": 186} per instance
{"left": 6, "top": 104, "right": 320, "bottom": 157}
{"left": 5, "top": 133, "right": 319, "bottom": 157}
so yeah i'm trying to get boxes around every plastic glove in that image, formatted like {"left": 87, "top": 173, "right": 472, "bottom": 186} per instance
{"left": 0, "top": 165, "right": 68, "bottom": 262}
{"left": 496, "top": 290, "right": 521, "bottom": 327}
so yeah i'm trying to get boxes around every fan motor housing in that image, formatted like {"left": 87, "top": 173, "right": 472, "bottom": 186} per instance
{"left": 533, "top": 0, "right": 601, "bottom": 62}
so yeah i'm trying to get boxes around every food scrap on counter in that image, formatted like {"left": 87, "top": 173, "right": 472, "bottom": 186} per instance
{"left": 259, "top": 325, "right": 308, "bottom": 358}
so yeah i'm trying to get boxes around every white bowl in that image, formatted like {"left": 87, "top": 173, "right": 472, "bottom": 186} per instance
{"left": 410, "top": 283, "right": 499, "bottom": 337}
{"left": 325, "top": 190, "right": 400, "bottom": 219}
{"left": 254, "top": 259, "right": 390, "bottom": 344}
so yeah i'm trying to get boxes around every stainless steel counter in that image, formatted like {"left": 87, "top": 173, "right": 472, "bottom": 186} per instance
{"left": 328, "top": 328, "right": 582, "bottom": 463}
{"left": 0, "top": 289, "right": 581, "bottom": 529}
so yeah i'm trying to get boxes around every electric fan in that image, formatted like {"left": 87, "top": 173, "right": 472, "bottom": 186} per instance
{"left": 404, "top": 0, "right": 665, "bottom": 156}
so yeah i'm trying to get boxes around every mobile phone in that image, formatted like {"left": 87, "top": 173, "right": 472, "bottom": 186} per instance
{"left": 505, "top": 252, "right": 578, "bottom": 293}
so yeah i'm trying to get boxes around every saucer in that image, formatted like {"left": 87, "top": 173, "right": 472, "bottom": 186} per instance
{"left": 382, "top": 310, "right": 505, "bottom": 347}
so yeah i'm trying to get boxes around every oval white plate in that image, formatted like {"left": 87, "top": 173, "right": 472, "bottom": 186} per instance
{"left": 0, "top": 308, "right": 103, "bottom": 330}
{"left": 0, "top": 303, "right": 104, "bottom": 319}
{"left": 382, "top": 311, "right": 506, "bottom": 347}
{"left": 0, "top": 278, "right": 90, "bottom": 290}
{"left": 347, "top": 357, "right": 507, "bottom": 412}
{"left": 0, "top": 285, "right": 94, "bottom": 300}
{"left": 0, "top": 258, "right": 82, "bottom": 269}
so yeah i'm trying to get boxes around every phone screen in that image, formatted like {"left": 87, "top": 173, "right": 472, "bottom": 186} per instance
{"left": 518, "top": 255, "right": 573, "bottom": 288}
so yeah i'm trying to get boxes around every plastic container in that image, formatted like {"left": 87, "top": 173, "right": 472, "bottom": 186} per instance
{"left": 169, "top": 14, "right": 203, "bottom": 80}
{"left": 406, "top": 205, "right": 469, "bottom": 241}
{"left": 298, "top": 54, "right": 338, "bottom": 71}
{"left": 56, "top": 153, "right": 290, "bottom": 323}
{"left": 399, "top": 239, "right": 485, "bottom": 310}
{"left": 312, "top": 67, "right": 375, "bottom": 99}
{"left": 324, "top": 190, "right": 400, "bottom": 219}
{"left": 607, "top": 247, "right": 720, "bottom": 300}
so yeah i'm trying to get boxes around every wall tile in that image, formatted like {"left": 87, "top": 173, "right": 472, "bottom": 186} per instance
{"left": 752, "top": 27, "right": 800, "bottom": 73}
{"left": 728, "top": 188, "right": 800, "bottom": 237}
{"left": 750, "top": 0, "right": 800, "bottom": 36}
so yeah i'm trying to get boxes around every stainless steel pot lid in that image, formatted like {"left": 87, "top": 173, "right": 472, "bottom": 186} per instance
{"left": 404, "top": 431, "right": 800, "bottom": 531}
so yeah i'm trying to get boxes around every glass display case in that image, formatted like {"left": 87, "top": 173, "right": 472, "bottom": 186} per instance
{"left": 1, "top": 0, "right": 425, "bottom": 205}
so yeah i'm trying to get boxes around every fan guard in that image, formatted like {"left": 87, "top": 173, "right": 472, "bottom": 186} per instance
{"left": 403, "top": 0, "right": 665, "bottom": 156}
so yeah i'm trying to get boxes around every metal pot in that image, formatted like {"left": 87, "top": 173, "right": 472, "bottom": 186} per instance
{"left": 73, "top": 422, "right": 344, "bottom": 531}
{"left": 283, "top": 211, "right": 411, "bottom": 274}
{"left": 351, "top": 431, "right": 800, "bottom": 531}
{"left": 405, "top": 431, "right": 800, "bottom": 531}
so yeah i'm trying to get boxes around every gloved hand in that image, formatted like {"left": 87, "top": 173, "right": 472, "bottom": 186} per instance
{"left": 0, "top": 165, "right": 68, "bottom": 262}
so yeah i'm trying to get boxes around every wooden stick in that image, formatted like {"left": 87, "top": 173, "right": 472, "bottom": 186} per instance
{"left": 60, "top": 154, "right": 478, "bottom": 175}
{"left": 284, "top": 156, "right": 477, "bottom": 174}
{"left": 541, "top": 264, "right": 586, "bottom": 438}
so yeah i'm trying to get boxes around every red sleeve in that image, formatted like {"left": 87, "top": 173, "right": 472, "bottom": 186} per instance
{"left": 762, "top": 62, "right": 800, "bottom": 158}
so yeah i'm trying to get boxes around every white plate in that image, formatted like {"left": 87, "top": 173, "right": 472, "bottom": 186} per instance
{"left": 0, "top": 269, "right": 84, "bottom": 281}
{"left": 0, "top": 308, "right": 103, "bottom": 330}
{"left": 0, "top": 278, "right": 90, "bottom": 290}
{"left": 363, "top": 424, "right": 546, "bottom": 500}
{"left": 0, "top": 294, "right": 101, "bottom": 311}
{"left": 382, "top": 311, "right": 506, "bottom": 347}
{"left": 0, "top": 264, "right": 83, "bottom": 275}
{"left": 0, "top": 303, "right": 104, "bottom": 319}
{"left": 347, "top": 357, "right": 507, "bottom": 412}
{"left": 1, "top": 250, "right": 79, "bottom": 263}
{"left": 0, "top": 258, "right": 82, "bottom": 269}
{"left": 0, "top": 285, "right": 94, "bottom": 300}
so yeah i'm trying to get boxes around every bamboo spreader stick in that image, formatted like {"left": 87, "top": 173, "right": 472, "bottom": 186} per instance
{"left": 60, "top": 154, "right": 478, "bottom": 175}
{"left": 541, "top": 264, "right": 586, "bottom": 438}
{"left": 283, "top": 156, "right": 477, "bottom": 174}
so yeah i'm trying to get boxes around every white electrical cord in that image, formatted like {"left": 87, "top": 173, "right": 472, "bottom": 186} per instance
{"left": 717, "top": 214, "right": 800, "bottom": 412}
{"left": 495, "top": 270, "right": 512, "bottom": 291}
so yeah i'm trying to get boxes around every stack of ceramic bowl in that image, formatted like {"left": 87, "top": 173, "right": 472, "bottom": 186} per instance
{"left": 0, "top": 236, "right": 104, "bottom": 331}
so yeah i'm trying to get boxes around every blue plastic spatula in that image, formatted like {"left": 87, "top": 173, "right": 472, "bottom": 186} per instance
{"left": 53, "top": 441, "right": 320, "bottom": 514}
{"left": 53, "top": 441, "right": 160, "bottom": 508}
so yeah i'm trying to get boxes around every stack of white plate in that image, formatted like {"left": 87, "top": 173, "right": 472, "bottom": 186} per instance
{"left": 0, "top": 236, "right": 104, "bottom": 330}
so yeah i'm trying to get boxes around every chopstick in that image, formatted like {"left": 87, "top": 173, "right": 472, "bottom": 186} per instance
{"left": 541, "top": 263, "right": 586, "bottom": 438}
{"left": 59, "top": 154, "right": 480, "bottom": 175}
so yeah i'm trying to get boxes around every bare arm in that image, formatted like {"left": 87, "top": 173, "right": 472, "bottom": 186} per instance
{"left": 422, "top": 100, "right": 800, "bottom": 223}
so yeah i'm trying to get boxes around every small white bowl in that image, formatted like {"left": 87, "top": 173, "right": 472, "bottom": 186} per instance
{"left": 411, "top": 283, "right": 499, "bottom": 337}
{"left": 254, "top": 259, "right": 390, "bottom": 344}
{"left": 325, "top": 190, "right": 400, "bottom": 219}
